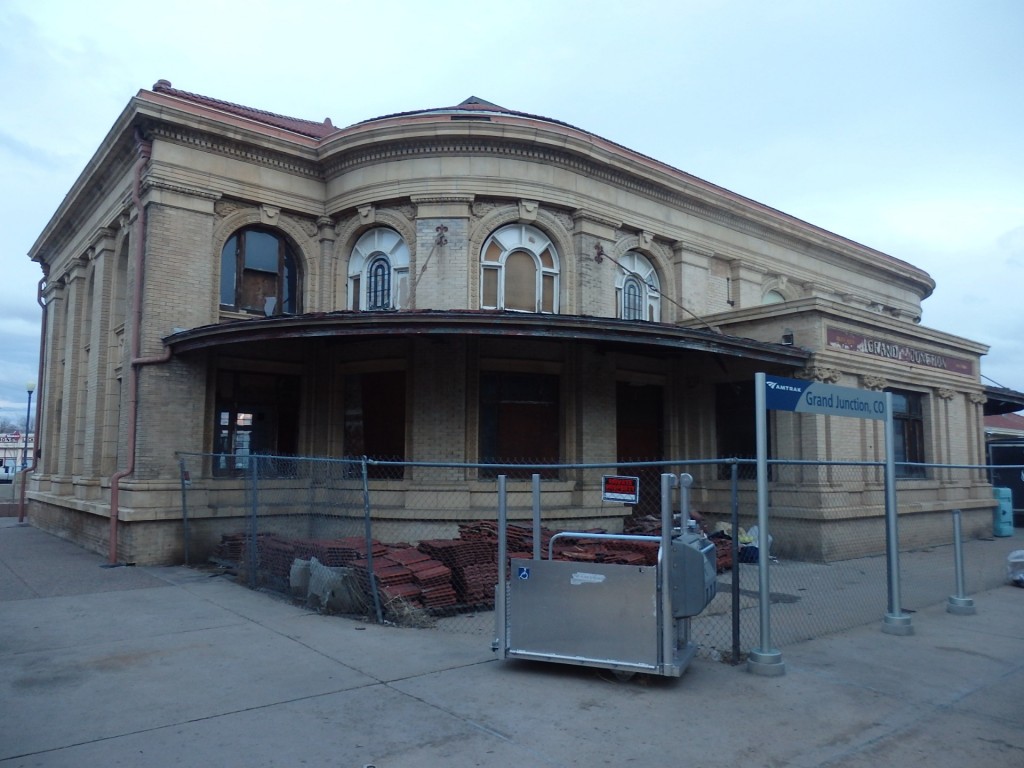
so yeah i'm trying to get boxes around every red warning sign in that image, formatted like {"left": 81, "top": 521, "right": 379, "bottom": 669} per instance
{"left": 602, "top": 475, "right": 640, "bottom": 504}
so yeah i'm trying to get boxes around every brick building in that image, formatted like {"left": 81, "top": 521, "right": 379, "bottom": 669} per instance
{"left": 24, "top": 81, "right": 1019, "bottom": 564}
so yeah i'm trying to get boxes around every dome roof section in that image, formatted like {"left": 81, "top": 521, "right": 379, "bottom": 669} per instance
{"left": 346, "top": 95, "right": 587, "bottom": 132}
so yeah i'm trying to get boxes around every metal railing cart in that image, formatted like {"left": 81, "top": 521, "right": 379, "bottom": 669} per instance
{"left": 493, "top": 473, "right": 717, "bottom": 678}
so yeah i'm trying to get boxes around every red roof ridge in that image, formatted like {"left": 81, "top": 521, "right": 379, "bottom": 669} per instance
{"left": 151, "top": 79, "right": 336, "bottom": 139}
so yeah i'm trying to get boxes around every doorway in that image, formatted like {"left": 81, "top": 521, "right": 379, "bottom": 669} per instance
{"left": 616, "top": 382, "right": 664, "bottom": 517}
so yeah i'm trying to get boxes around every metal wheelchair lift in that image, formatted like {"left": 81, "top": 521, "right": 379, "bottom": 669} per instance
{"left": 493, "top": 473, "right": 717, "bottom": 678}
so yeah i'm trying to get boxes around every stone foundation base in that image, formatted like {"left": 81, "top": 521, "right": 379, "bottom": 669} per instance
{"left": 25, "top": 494, "right": 1000, "bottom": 567}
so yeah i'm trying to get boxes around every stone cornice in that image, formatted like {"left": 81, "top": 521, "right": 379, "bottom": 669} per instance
{"left": 147, "top": 123, "right": 322, "bottom": 180}
{"left": 319, "top": 135, "right": 929, "bottom": 295}
{"left": 29, "top": 132, "right": 138, "bottom": 269}
{"left": 571, "top": 209, "right": 621, "bottom": 230}
{"left": 409, "top": 193, "right": 475, "bottom": 204}
{"left": 143, "top": 176, "right": 222, "bottom": 201}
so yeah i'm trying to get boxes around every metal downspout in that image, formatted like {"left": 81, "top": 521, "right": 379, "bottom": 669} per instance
{"left": 108, "top": 131, "right": 154, "bottom": 564}
{"left": 18, "top": 275, "right": 48, "bottom": 523}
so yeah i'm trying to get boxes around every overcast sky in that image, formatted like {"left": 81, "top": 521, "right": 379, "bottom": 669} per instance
{"left": 1, "top": 0, "right": 1022, "bottom": 425}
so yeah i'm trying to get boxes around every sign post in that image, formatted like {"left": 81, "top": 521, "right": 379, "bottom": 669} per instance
{"left": 748, "top": 373, "right": 909, "bottom": 677}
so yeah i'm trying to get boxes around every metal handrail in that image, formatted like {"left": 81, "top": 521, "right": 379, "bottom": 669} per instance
{"left": 547, "top": 531, "right": 663, "bottom": 562}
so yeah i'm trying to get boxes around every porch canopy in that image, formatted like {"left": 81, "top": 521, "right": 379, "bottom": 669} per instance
{"left": 164, "top": 309, "right": 813, "bottom": 367}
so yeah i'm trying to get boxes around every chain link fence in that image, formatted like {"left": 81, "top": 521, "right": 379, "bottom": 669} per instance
{"left": 176, "top": 453, "right": 1019, "bottom": 662}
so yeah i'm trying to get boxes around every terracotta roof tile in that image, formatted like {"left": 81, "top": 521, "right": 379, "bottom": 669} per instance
{"left": 986, "top": 412, "right": 1024, "bottom": 431}
{"left": 151, "top": 79, "right": 337, "bottom": 139}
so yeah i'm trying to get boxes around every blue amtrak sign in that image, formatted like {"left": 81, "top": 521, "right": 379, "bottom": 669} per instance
{"left": 765, "top": 375, "right": 887, "bottom": 420}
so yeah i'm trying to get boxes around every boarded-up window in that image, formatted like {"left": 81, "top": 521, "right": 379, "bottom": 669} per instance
{"left": 479, "top": 372, "right": 559, "bottom": 478}
{"left": 504, "top": 251, "right": 537, "bottom": 311}
{"left": 482, "top": 267, "right": 499, "bottom": 308}
{"left": 345, "top": 371, "right": 406, "bottom": 479}
{"left": 220, "top": 228, "right": 299, "bottom": 315}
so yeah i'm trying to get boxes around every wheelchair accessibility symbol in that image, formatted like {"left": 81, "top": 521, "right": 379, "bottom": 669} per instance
{"left": 518, "top": 567, "right": 530, "bottom": 580}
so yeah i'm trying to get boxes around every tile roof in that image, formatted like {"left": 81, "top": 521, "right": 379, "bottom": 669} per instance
{"left": 986, "top": 412, "right": 1024, "bottom": 432}
{"left": 149, "top": 81, "right": 586, "bottom": 142}
{"left": 151, "top": 79, "right": 338, "bottom": 139}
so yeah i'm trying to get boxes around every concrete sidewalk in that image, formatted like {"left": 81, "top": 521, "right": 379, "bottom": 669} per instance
{"left": 1, "top": 518, "right": 1022, "bottom": 767}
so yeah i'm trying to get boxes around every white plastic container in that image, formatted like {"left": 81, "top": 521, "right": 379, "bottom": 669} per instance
{"left": 1008, "top": 550, "right": 1024, "bottom": 587}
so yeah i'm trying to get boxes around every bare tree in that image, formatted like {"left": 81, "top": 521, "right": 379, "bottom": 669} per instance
{"left": 0, "top": 416, "right": 23, "bottom": 433}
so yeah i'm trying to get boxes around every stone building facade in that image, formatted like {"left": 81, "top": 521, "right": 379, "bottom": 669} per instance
{"left": 25, "top": 82, "right": 1001, "bottom": 564}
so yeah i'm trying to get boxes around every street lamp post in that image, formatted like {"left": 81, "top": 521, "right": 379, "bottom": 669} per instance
{"left": 22, "top": 382, "right": 35, "bottom": 471}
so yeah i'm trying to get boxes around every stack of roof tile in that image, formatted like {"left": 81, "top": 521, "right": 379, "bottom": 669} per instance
{"left": 213, "top": 532, "right": 248, "bottom": 562}
{"left": 290, "top": 538, "right": 329, "bottom": 564}
{"left": 213, "top": 532, "right": 281, "bottom": 565}
{"left": 258, "top": 535, "right": 296, "bottom": 579}
{"left": 380, "top": 582, "right": 422, "bottom": 604}
{"left": 458, "top": 521, "right": 554, "bottom": 554}
{"left": 394, "top": 547, "right": 455, "bottom": 602}
{"left": 347, "top": 553, "right": 419, "bottom": 607}
{"left": 410, "top": 559, "right": 458, "bottom": 608}
{"left": 418, "top": 538, "right": 497, "bottom": 607}
{"left": 213, "top": 516, "right": 684, "bottom": 613}
{"left": 386, "top": 546, "right": 431, "bottom": 568}
{"left": 417, "top": 538, "right": 495, "bottom": 568}
{"left": 452, "top": 562, "right": 497, "bottom": 606}
{"left": 557, "top": 543, "right": 651, "bottom": 565}
{"left": 335, "top": 537, "right": 390, "bottom": 563}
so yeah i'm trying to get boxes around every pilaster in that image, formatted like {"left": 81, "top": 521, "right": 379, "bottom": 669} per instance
{"left": 411, "top": 195, "right": 473, "bottom": 310}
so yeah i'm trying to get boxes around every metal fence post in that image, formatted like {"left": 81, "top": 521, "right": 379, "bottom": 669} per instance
{"left": 946, "top": 509, "right": 977, "bottom": 615}
{"left": 361, "top": 456, "right": 383, "bottom": 624}
{"left": 748, "top": 373, "right": 785, "bottom": 676}
{"left": 882, "top": 392, "right": 913, "bottom": 635}
{"left": 247, "top": 456, "right": 259, "bottom": 589}
{"left": 531, "top": 473, "right": 542, "bottom": 560}
{"left": 730, "top": 460, "right": 741, "bottom": 664}
{"left": 493, "top": 474, "right": 508, "bottom": 657}
{"left": 660, "top": 472, "right": 678, "bottom": 673}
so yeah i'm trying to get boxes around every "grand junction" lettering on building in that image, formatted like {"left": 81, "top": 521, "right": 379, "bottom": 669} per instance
{"left": 826, "top": 327, "right": 973, "bottom": 375}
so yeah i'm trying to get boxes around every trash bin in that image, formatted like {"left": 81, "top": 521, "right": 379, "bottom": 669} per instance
{"left": 993, "top": 487, "right": 1014, "bottom": 537}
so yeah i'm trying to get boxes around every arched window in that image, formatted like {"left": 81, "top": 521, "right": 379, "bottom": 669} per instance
{"left": 480, "top": 224, "right": 559, "bottom": 313}
{"left": 367, "top": 255, "right": 392, "bottom": 310}
{"left": 349, "top": 228, "right": 410, "bottom": 311}
{"left": 615, "top": 251, "right": 660, "bottom": 321}
{"left": 622, "top": 276, "right": 644, "bottom": 320}
{"left": 220, "top": 227, "right": 300, "bottom": 315}
{"left": 762, "top": 289, "right": 786, "bottom": 305}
